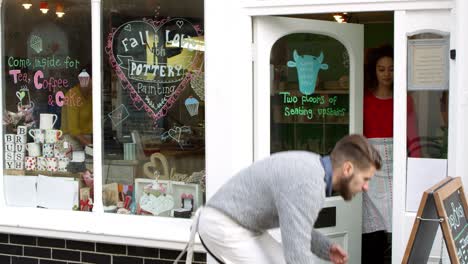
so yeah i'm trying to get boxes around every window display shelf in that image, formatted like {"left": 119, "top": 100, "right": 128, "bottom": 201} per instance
{"left": 4, "top": 169, "right": 82, "bottom": 178}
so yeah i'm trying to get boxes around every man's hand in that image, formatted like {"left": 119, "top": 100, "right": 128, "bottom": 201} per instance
{"left": 329, "top": 244, "right": 348, "bottom": 264}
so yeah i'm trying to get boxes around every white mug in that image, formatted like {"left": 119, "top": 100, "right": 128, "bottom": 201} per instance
{"left": 26, "top": 142, "right": 41, "bottom": 157}
{"left": 43, "top": 143, "right": 55, "bottom": 158}
{"left": 25, "top": 156, "right": 37, "bottom": 171}
{"left": 4, "top": 134, "right": 15, "bottom": 143}
{"left": 5, "top": 143, "right": 15, "bottom": 152}
{"left": 14, "top": 152, "right": 25, "bottom": 161}
{"left": 36, "top": 157, "right": 47, "bottom": 171}
{"left": 5, "top": 160, "right": 15, "bottom": 169}
{"left": 5, "top": 151, "right": 14, "bottom": 161}
{"left": 14, "top": 134, "right": 27, "bottom": 144}
{"left": 58, "top": 157, "right": 69, "bottom": 172}
{"left": 15, "top": 144, "right": 26, "bottom": 153}
{"left": 29, "top": 129, "right": 45, "bottom": 144}
{"left": 46, "top": 157, "right": 58, "bottom": 172}
{"left": 14, "top": 161, "right": 24, "bottom": 170}
{"left": 40, "top": 113, "right": 58, "bottom": 130}
{"left": 45, "top": 129, "right": 63, "bottom": 144}
{"left": 17, "top": 125, "right": 28, "bottom": 135}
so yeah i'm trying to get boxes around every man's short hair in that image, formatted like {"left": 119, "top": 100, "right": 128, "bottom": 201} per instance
{"left": 330, "top": 134, "right": 382, "bottom": 171}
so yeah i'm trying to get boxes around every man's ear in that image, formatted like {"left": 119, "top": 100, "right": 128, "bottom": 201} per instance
{"left": 342, "top": 161, "right": 354, "bottom": 178}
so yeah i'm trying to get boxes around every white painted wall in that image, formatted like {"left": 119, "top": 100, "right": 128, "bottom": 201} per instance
{"left": 205, "top": 0, "right": 253, "bottom": 199}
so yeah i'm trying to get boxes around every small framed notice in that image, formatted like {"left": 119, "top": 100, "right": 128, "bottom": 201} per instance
{"left": 408, "top": 38, "right": 449, "bottom": 91}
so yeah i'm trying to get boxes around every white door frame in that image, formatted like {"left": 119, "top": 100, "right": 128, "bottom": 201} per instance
{"left": 239, "top": 3, "right": 461, "bottom": 264}
{"left": 253, "top": 16, "right": 363, "bottom": 263}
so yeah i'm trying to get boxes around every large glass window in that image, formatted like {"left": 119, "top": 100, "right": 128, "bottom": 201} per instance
{"left": 102, "top": 0, "right": 205, "bottom": 216}
{"left": 2, "top": 0, "right": 92, "bottom": 210}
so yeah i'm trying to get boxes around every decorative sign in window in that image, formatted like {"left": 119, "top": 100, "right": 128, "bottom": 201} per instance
{"left": 102, "top": 2, "right": 205, "bottom": 217}
{"left": 106, "top": 18, "right": 204, "bottom": 126}
{"left": 408, "top": 38, "right": 449, "bottom": 91}
{"left": 287, "top": 50, "right": 328, "bottom": 95}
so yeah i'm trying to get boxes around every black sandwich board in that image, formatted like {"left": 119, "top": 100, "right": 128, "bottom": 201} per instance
{"left": 403, "top": 177, "right": 468, "bottom": 264}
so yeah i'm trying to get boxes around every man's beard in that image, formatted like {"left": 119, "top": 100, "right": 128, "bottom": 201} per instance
{"left": 339, "top": 173, "right": 355, "bottom": 201}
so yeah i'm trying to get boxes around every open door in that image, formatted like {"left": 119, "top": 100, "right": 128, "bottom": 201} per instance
{"left": 254, "top": 16, "right": 364, "bottom": 263}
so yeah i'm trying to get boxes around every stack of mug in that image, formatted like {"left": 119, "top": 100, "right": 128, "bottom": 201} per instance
{"left": 4, "top": 125, "right": 28, "bottom": 170}
{"left": 4, "top": 113, "right": 71, "bottom": 172}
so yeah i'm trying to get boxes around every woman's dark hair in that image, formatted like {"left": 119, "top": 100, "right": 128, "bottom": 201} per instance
{"left": 365, "top": 44, "right": 393, "bottom": 91}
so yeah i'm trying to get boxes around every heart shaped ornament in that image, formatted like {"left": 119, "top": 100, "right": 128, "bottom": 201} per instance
{"left": 140, "top": 193, "right": 175, "bottom": 215}
{"left": 106, "top": 18, "right": 204, "bottom": 126}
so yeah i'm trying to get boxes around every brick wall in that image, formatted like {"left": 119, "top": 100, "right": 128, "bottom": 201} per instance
{"left": 0, "top": 233, "right": 206, "bottom": 264}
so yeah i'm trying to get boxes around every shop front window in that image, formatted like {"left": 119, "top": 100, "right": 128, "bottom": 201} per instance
{"left": 102, "top": 0, "right": 205, "bottom": 216}
{"left": 2, "top": 0, "right": 92, "bottom": 210}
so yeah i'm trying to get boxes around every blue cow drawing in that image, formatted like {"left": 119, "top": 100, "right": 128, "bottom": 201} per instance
{"left": 287, "top": 50, "right": 328, "bottom": 95}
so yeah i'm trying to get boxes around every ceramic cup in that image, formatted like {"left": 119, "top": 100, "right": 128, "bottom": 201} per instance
{"left": 25, "top": 156, "right": 36, "bottom": 171}
{"left": 15, "top": 144, "right": 26, "bottom": 153}
{"left": 58, "top": 157, "right": 69, "bottom": 172}
{"left": 5, "top": 143, "right": 15, "bottom": 152}
{"left": 29, "top": 129, "right": 45, "bottom": 144}
{"left": 5, "top": 160, "right": 15, "bottom": 169}
{"left": 14, "top": 134, "right": 27, "bottom": 144}
{"left": 46, "top": 157, "right": 58, "bottom": 172}
{"left": 4, "top": 134, "right": 15, "bottom": 143}
{"left": 5, "top": 151, "right": 14, "bottom": 161}
{"left": 45, "top": 129, "right": 63, "bottom": 144}
{"left": 36, "top": 157, "right": 47, "bottom": 171}
{"left": 43, "top": 143, "right": 55, "bottom": 158}
{"left": 54, "top": 140, "right": 72, "bottom": 158}
{"left": 40, "top": 113, "right": 58, "bottom": 130}
{"left": 14, "top": 161, "right": 24, "bottom": 170}
{"left": 14, "top": 152, "right": 25, "bottom": 161}
{"left": 26, "top": 142, "right": 41, "bottom": 157}
{"left": 16, "top": 125, "right": 27, "bottom": 135}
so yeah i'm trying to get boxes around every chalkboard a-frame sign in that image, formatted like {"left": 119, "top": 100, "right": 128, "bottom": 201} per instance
{"left": 403, "top": 177, "right": 468, "bottom": 264}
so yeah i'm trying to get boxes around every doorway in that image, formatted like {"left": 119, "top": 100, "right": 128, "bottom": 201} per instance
{"left": 254, "top": 11, "right": 395, "bottom": 264}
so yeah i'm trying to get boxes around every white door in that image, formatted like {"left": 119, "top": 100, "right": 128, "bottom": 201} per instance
{"left": 254, "top": 16, "right": 364, "bottom": 263}
{"left": 393, "top": 10, "right": 454, "bottom": 264}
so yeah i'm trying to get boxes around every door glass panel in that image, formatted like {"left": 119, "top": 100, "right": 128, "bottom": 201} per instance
{"left": 406, "top": 32, "right": 449, "bottom": 212}
{"left": 407, "top": 33, "right": 449, "bottom": 159}
{"left": 270, "top": 33, "right": 349, "bottom": 156}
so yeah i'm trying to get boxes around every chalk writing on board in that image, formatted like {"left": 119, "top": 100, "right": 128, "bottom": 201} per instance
{"left": 108, "top": 104, "right": 130, "bottom": 128}
{"left": 106, "top": 17, "right": 204, "bottom": 127}
{"left": 444, "top": 189, "right": 468, "bottom": 263}
{"left": 287, "top": 50, "right": 328, "bottom": 95}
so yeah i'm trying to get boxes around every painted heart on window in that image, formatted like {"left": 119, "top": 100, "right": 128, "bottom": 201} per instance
{"left": 106, "top": 18, "right": 204, "bottom": 126}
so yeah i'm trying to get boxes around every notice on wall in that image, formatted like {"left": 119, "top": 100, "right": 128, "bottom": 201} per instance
{"left": 408, "top": 38, "right": 449, "bottom": 91}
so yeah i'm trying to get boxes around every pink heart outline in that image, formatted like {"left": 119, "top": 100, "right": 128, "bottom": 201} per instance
{"left": 105, "top": 18, "right": 203, "bottom": 126}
